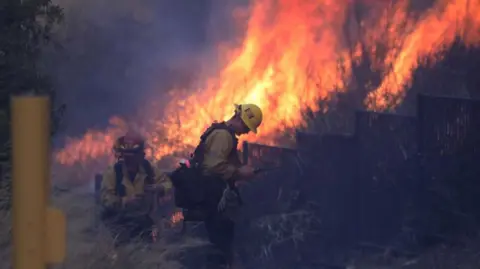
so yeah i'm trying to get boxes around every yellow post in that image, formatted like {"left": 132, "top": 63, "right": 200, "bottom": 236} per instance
{"left": 11, "top": 95, "right": 66, "bottom": 269}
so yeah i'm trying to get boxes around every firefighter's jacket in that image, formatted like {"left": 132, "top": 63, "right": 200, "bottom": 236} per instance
{"left": 100, "top": 162, "right": 172, "bottom": 211}
{"left": 201, "top": 129, "right": 242, "bottom": 181}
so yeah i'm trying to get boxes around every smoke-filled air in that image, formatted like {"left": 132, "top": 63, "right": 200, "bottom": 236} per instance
{"left": 54, "top": 0, "right": 480, "bottom": 168}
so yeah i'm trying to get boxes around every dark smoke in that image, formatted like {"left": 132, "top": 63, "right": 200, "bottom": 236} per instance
{"left": 44, "top": 0, "right": 245, "bottom": 142}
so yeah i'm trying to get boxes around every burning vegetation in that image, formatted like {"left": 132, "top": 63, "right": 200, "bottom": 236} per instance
{"left": 55, "top": 0, "right": 480, "bottom": 168}
{"left": 1, "top": 1, "right": 480, "bottom": 269}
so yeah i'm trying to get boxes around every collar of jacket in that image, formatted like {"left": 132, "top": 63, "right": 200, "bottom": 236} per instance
{"left": 224, "top": 122, "right": 237, "bottom": 136}
{"left": 120, "top": 161, "right": 149, "bottom": 176}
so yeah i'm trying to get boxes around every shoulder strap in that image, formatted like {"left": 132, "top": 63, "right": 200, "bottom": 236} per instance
{"left": 191, "top": 122, "right": 237, "bottom": 166}
{"left": 141, "top": 159, "right": 155, "bottom": 185}
{"left": 230, "top": 132, "right": 238, "bottom": 151}
{"left": 114, "top": 160, "right": 154, "bottom": 196}
{"left": 114, "top": 162, "right": 126, "bottom": 197}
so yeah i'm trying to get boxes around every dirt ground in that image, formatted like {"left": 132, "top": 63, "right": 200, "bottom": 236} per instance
{"left": 0, "top": 186, "right": 209, "bottom": 269}
{"left": 1, "top": 187, "right": 480, "bottom": 269}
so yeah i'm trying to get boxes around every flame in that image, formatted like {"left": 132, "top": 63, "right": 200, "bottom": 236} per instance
{"left": 365, "top": 0, "right": 480, "bottom": 109}
{"left": 170, "top": 211, "right": 184, "bottom": 224}
{"left": 55, "top": 0, "right": 480, "bottom": 166}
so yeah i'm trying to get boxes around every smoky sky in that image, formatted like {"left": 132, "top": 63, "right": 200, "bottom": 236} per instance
{"left": 45, "top": 0, "right": 242, "bottom": 139}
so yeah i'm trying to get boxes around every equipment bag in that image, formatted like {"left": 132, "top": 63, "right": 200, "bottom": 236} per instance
{"left": 170, "top": 163, "right": 206, "bottom": 209}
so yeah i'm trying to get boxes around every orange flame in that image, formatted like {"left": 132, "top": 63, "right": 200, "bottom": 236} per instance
{"left": 55, "top": 0, "right": 480, "bottom": 167}
{"left": 170, "top": 211, "right": 184, "bottom": 224}
{"left": 365, "top": 0, "right": 480, "bottom": 109}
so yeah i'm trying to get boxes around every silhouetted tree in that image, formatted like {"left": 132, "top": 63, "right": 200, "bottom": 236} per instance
{"left": 0, "top": 0, "right": 65, "bottom": 209}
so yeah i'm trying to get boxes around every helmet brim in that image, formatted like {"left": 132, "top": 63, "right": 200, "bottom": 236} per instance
{"left": 240, "top": 115, "right": 257, "bottom": 134}
{"left": 118, "top": 149, "right": 143, "bottom": 155}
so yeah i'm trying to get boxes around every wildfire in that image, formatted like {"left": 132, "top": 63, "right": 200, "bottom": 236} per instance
{"left": 55, "top": 0, "right": 480, "bottom": 166}
{"left": 365, "top": 0, "right": 480, "bottom": 109}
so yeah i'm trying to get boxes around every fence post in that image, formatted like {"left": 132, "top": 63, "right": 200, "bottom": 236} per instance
{"left": 11, "top": 96, "right": 66, "bottom": 269}
{"left": 94, "top": 174, "right": 102, "bottom": 228}
{"left": 242, "top": 141, "right": 249, "bottom": 165}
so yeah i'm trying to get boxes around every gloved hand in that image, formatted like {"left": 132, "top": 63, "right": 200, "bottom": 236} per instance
{"left": 144, "top": 184, "right": 165, "bottom": 196}
{"left": 122, "top": 195, "right": 142, "bottom": 207}
{"left": 123, "top": 195, "right": 149, "bottom": 216}
{"left": 151, "top": 225, "right": 158, "bottom": 243}
{"left": 217, "top": 186, "right": 240, "bottom": 212}
{"left": 238, "top": 165, "right": 255, "bottom": 179}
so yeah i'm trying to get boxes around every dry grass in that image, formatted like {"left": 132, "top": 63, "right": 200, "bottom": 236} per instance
{"left": 254, "top": 210, "right": 320, "bottom": 261}
{"left": 2, "top": 185, "right": 480, "bottom": 269}
{"left": 0, "top": 210, "right": 12, "bottom": 269}
{"left": 0, "top": 186, "right": 208, "bottom": 269}
{"left": 349, "top": 235, "right": 480, "bottom": 269}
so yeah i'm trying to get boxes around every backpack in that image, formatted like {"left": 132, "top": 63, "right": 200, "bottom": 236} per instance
{"left": 170, "top": 122, "right": 238, "bottom": 211}
{"left": 114, "top": 159, "right": 155, "bottom": 197}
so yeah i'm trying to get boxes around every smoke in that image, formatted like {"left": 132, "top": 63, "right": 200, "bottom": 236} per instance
{"left": 45, "top": 0, "right": 243, "bottom": 139}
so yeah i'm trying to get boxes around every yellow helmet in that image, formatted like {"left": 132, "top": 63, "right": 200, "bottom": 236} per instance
{"left": 235, "top": 104, "right": 263, "bottom": 133}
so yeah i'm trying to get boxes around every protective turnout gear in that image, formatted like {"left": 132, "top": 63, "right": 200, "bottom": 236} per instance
{"left": 100, "top": 161, "right": 172, "bottom": 212}
{"left": 113, "top": 159, "right": 154, "bottom": 198}
{"left": 172, "top": 106, "right": 263, "bottom": 268}
{"left": 205, "top": 214, "right": 235, "bottom": 268}
{"left": 217, "top": 186, "right": 241, "bottom": 214}
{"left": 235, "top": 103, "right": 263, "bottom": 134}
{"left": 171, "top": 122, "right": 240, "bottom": 211}
{"left": 200, "top": 125, "right": 241, "bottom": 180}
{"left": 200, "top": 124, "right": 244, "bottom": 220}
{"left": 100, "top": 158, "right": 172, "bottom": 245}
{"left": 194, "top": 122, "right": 245, "bottom": 268}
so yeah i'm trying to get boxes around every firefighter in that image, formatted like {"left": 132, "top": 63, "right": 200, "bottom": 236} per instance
{"left": 100, "top": 133, "right": 172, "bottom": 246}
{"left": 197, "top": 103, "right": 263, "bottom": 269}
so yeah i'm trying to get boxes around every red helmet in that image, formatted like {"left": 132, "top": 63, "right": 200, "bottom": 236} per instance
{"left": 113, "top": 133, "right": 145, "bottom": 158}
